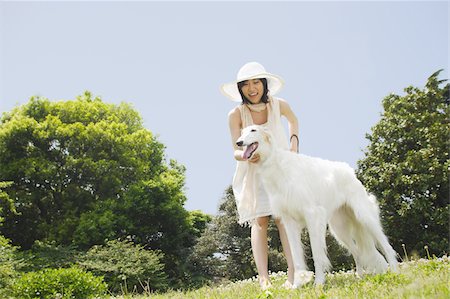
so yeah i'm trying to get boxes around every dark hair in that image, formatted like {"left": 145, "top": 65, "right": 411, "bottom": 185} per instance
{"left": 237, "top": 78, "right": 269, "bottom": 104}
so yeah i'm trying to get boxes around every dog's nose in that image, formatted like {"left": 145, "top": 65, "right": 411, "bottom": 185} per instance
{"left": 236, "top": 140, "right": 243, "bottom": 147}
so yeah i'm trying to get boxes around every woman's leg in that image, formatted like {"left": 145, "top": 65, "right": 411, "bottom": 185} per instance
{"left": 275, "top": 218, "right": 295, "bottom": 284}
{"left": 251, "top": 216, "right": 270, "bottom": 288}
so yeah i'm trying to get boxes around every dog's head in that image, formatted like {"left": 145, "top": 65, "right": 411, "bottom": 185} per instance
{"left": 236, "top": 125, "right": 273, "bottom": 161}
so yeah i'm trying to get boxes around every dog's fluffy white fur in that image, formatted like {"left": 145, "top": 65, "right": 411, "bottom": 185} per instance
{"left": 236, "top": 125, "right": 398, "bottom": 287}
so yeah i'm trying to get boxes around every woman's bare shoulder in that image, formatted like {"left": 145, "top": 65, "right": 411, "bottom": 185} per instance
{"left": 228, "top": 106, "right": 241, "bottom": 118}
{"left": 277, "top": 98, "right": 292, "bottom": 109}
{"left": 228, "top": 106, "right": 242, "bottom": 129}
{"left": 276, "top": 97, "right": 288, "bottom": 105}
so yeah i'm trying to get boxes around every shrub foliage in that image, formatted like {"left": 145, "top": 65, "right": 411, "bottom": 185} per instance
{"left": 11, "top": 266, "right": 107, "bottom": 299}
{"left": 79, "top": 239, "right": 168, "bottom": 293}
{"left": 0, "top": 235, "right": 24, "bottom": 293}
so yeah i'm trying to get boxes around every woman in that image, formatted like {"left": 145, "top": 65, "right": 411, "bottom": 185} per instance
{"left": 221, "top": 62, "right": 299, "bottom": 289}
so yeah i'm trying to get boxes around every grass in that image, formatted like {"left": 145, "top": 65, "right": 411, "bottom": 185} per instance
{"left": 114, "top": 256, "right": 449, "bottom": 299}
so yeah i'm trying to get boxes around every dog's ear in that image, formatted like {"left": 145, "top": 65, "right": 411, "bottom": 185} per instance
{"left": 262, "top": 127, "right": 272, "bottom": 144}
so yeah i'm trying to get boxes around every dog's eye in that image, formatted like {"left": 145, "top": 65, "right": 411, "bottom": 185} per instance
{"left": 251, "top": 129, "right": 256, "bottom": 132}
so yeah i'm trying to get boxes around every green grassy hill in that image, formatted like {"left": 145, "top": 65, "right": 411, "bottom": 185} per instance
{"left": 124, "top": 257, "right": 449, "bottom": 299}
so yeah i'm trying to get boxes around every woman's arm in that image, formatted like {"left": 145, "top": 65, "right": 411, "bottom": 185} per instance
{"left": 279, "top": 99, "right": 299, "bottom": 153}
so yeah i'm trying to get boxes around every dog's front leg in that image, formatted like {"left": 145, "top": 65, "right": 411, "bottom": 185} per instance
{"left": 281, "top": 216, "right": 311, "bottom": 289}
{"left": 305, "top": 207, "right": 331, "bottom": 285}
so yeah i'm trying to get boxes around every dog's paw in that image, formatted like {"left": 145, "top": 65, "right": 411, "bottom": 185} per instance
{"left": 281, "top": 280, "right": 293, "bottom": 289}
{"left": 389, "top": 262, "right": 399, "bottom": 273}
{"left": 292, "top": 270, "right": 314, "bottom": 288}
{"left": 259, "top": 278, "right": 272, "bottom": 290}
{"left": 314, "top": 273, "right": 326, "bottom": 286}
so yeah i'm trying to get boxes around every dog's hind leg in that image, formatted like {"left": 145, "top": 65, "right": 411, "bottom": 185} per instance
{"left": 305, "top": 207, "right": 331, "bottom": 285}
{"left": 281, "top": 216, "right": 309, "bottom": 288}
{"left": 348, "top": 195, "right": 398, "bottom": 273}
{"left": 328, "top": 206, "right": 364, "bottom": 275}
{"left": 364, "top": 195, "right": 399, "bottom": 272}
{"left": 374, "top": 234, "right": 398, "bottom": 272}
{"left": 333, "top": 203, "right": 385, "bottom": 275}
{"left": 361, "top": 214, "right": 399, "bottom": 272}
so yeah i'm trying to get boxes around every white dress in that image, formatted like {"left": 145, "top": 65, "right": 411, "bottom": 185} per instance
{"left": 232, "top": 97, "right": 289, "bottom": 225}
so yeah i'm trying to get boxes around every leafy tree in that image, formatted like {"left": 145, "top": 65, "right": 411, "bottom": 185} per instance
{"left": 357, "top": 70, "right": 449, "bottom": 257}
{"left": 188, "top": 210, "right": 213, "bottom": 239}
{"left": 0, "top": 92, "right": 196, "bottom": 284}
{"left": 0, "top": 181, "right": 15, "bottom": 224}
{"left": 188, "top": 186, "right": 255, "bottom": 282}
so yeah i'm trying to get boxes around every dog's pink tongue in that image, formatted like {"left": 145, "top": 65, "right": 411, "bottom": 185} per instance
{"left": 242, "top": 143, "right": 257, "bottom": 160}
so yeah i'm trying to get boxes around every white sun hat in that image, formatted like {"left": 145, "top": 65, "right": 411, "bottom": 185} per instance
{"left": 220, "top": 62, "right": 285, "bottom": 102}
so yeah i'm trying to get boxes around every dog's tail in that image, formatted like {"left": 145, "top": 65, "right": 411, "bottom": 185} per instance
{"left": 345, "top": 192, "right": 398, "bottom": 274}
{"left": 329, "top": 204, "right": 387, "bottom": 275}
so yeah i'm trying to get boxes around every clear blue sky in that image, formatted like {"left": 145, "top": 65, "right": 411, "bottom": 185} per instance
{"left": 0, "top": 1, "right": 448, "bottom": 215}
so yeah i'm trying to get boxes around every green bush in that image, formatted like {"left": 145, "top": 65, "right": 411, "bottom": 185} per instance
{"left": 0, "top": 235, "right": 24, "bottom": 295}
{"left": 11, "top": 266, "right": 107, "bottom": 299}
{"left": 80, "top": 239, "right": 168, "bottom": 293}
{"left": 20, "top": 240, "right": 81, "bottom": 272}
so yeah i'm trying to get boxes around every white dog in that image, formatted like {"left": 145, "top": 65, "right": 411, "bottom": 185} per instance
{"left": 236, "top": 125, "right": 398, "bottom": 288}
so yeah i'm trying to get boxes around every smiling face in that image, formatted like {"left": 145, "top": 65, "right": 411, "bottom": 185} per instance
{"left": 239, "top": 78, "right": 265, "bottom": 104}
